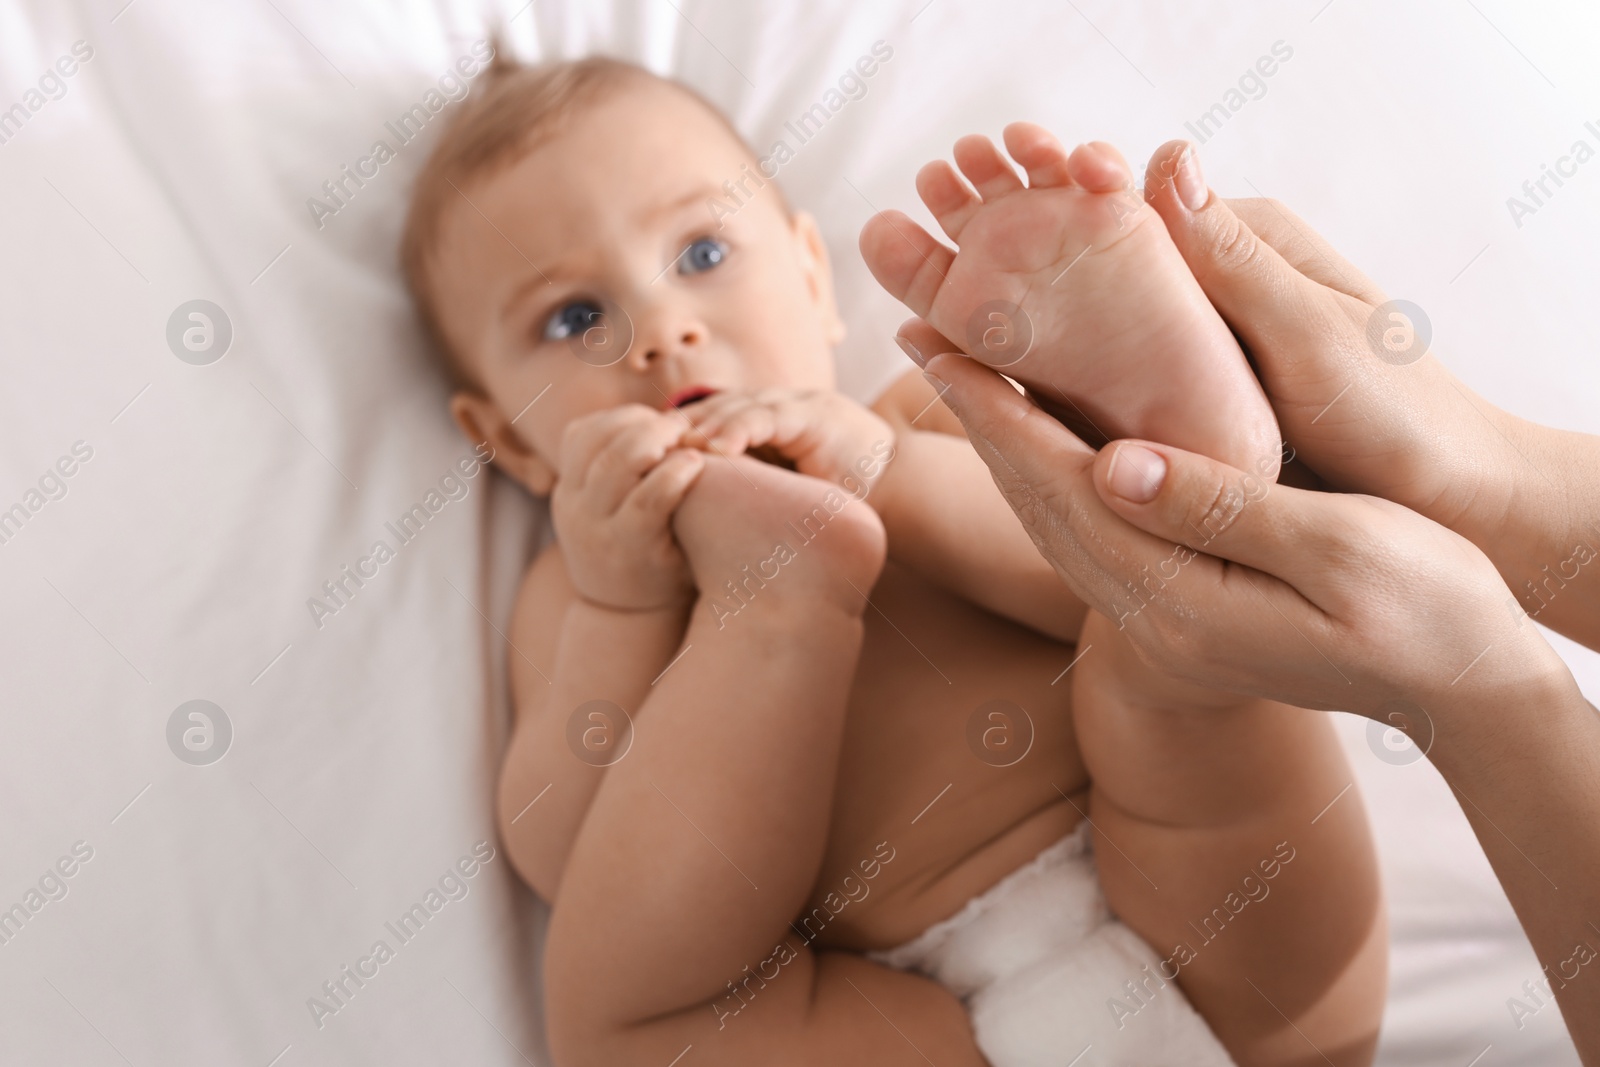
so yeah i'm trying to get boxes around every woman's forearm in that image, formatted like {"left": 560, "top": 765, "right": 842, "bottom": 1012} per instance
{"left": 1467, "top": 416, "right": 1600, "bottom": 651}
{"left": 1428, "top": 666, "right": 1600, "bottom": 1063}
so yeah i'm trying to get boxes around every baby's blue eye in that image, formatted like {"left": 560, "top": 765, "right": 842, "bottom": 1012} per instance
{"left": 542, "top": 300, "right": 603, "bottom": 342}
{"left": 678, "top": 237, "right": 727, "bottom": 275}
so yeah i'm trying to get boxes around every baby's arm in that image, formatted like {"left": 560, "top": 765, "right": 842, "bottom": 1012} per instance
{"left": 541, "top": 455, "right": 987, "bottom": 1066}
{"left": 871, "top": 369, "right": 1088, "bottom": 641}
{"left": 496, "top": 406, "right": 703, "bottom": 900}
{"left": 496, "top": 548, "right": 690, "bottom": 899}
{"left": 1072, "top": 606, "right": 1386, "bottom": 1066}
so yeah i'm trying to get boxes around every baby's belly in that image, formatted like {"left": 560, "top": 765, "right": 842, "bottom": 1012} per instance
{"left": 801, "top": 562, "right": 1091, "bottom": 953}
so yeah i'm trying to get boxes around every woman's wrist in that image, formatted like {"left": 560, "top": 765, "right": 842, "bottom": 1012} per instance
{"left": 1451, "top": 414, "right": 1600, "bottom": 643}
{"left": 1417, "top": 643, "right": 1583, "bottom": 779}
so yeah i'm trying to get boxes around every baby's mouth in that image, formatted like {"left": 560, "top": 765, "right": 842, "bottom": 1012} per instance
{"left": 667, "top": 386, "right": 717, "bottom": 409}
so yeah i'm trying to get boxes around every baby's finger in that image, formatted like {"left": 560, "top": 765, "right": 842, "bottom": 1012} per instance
{"left": 707, "top": 404, "right": 779, "bottom": 455}
{"left": 560, "top": 404, "right": 661, "bottom": 488}
{"left": 619, "top": 448, "right": 706, "bottom": 528}
{"left": 676, "top": 395, "right": 756, "bottom": 450}
{"left": 584, "top": 415, "right": 688, "bottom": 513}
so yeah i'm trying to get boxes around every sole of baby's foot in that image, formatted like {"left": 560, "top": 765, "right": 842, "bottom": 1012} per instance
{"left": 860, "top": 124, "right": 1282, "bottom": 478}
{"left": 671, "top": 453, "right": 887, "bottom": 623}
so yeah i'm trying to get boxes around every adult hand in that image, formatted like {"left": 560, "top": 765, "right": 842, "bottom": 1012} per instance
{"left": 884, "top": 140, "right": 1600, "bottom": 1063}
{"left": 1139, "top": 141, "right": 1600, "bottom": 649}
{"left": 915, "top": 348, "right": 1567, "bottom": 719}
{"left": 1138, "top": 141, "right": 1517, "bottom": 531}
{"left": 891, "top": 139, "right": 1600, "bottom": 648}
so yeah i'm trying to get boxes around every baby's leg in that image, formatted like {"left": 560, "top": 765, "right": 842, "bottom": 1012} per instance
{"left": 542, "top": 455, "right": 986, "bottom": 1066}
{"left": 1071, "top": 606, "right": 1386, "bottom": 1066}
{"left": 860, "top": 126, "right": 1282, "bottom": 478}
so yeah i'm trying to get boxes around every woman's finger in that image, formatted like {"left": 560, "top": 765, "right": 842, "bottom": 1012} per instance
{"left": 921, "top": 353, "right": 1156, "bottom": 612}
{"left": 1091, "top": 438, "right": 1361, "bottom": 604}
{"left": 893, "top": 317, "right": 959, "bottom": 368}
{"left": 1142, "top": 141, "right": 1343, "bottom": 364}
{"left": 1224, "top": 196, "right": 1386, "bottom": 305}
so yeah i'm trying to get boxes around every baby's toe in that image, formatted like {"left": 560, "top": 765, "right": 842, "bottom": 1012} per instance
{"left": 1066, "top": 142, "right": 1134, "bottom": 193}
{"left": 953, "top": 134, "right": 1025, "bottom": 200}
{"left": 859, "top": 210, "right": 955, "bottom": 318}
{"left": 1003, "top": 122, "right": 1074, "bottom": 188}
{"left": 916, "top": 160, "right": 982, "bottom": 241}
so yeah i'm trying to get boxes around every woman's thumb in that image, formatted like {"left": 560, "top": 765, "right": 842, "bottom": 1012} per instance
{"left": 1094, "top": 438, "right": 1348, "bottom": 591}
{"left": 1143, "top": 140, "right": 1321, "bottom": 362}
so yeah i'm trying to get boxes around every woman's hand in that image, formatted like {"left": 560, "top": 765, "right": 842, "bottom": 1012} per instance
{"left": 918, "top": 349, "right": 1570, "bottom": 720}
{"left": 1140, "top": 141, "right": 1600, "bottom": 647}
{"left": 678, "top": 388, "right": 896, "bottom": 497}
{"left": 1140, "top": 141, "right": 1517, "bottom": 528}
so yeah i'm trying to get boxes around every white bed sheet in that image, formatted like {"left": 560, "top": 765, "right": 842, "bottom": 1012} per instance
{"left": 1, "top": 1, "right": 1595, "bottom": 1064}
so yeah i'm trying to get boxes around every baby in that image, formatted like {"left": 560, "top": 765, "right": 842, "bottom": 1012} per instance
{"left": 400, "top": 52, "right": 1385, "bottom": 1067}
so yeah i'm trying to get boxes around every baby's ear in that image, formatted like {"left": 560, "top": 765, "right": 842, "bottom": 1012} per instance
{"left": 450, "top": 391, "right": 556, "bottom": 495}
{"left": 791, "top": 211, "right": 846, "bottom": 345}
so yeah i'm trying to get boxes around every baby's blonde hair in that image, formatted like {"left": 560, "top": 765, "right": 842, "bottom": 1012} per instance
{"left": 400, "top": 47, "right": 774, "bottom": 382}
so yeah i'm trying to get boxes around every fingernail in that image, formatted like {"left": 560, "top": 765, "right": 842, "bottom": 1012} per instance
{"left": 1175, "top": 145, "right": 1207, "bottom": 212}
{"left": 921, "top": 369, "right": 953, "bottom": 408}
{"left": 1106, "top": 444, "right": 1166, "bottom": 503}
{"left": 896, "top": 334, "right": 926, "bottom": 368}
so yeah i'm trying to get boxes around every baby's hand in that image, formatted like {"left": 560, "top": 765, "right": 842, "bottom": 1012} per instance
{"left": 551, "top": 405, "right": 705, "bottom": 612}
{"left": 681, "top": 389, "right": 896, "bottom": 498}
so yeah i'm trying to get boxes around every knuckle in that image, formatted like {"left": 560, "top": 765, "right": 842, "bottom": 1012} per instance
{"left": 1208, "top": 213, "right": 1265, "bottom": 275}
{"left": 1173, "top": 470, "right": 1244, "bottom": 549}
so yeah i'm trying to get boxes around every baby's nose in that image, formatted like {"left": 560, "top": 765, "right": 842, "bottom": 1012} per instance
{"left": 635, "top": 322, "right": 705, "bottom": 367}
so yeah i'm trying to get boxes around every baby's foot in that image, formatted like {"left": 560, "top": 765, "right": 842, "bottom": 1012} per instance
{"left": 860, "top": 124, "right": 1281, "bottom": 477}
{"left": 672, "top": 454, "right": 886, "bottom": 623}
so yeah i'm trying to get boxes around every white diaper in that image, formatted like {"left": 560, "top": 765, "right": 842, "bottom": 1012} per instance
{"left": 867, "top": 822, "right": 1236, "bottom": 1067}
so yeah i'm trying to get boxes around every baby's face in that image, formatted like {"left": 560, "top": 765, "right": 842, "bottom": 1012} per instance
{"left": 431, "top": 81, "right": 845, "bottom": 493}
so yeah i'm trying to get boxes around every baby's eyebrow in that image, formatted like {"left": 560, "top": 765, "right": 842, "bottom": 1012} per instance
{"left": 500, "top": 270, "right": 564, "bottom": 320}
{"left": 638, "top": 183, "right": 726, "bottom": 227}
